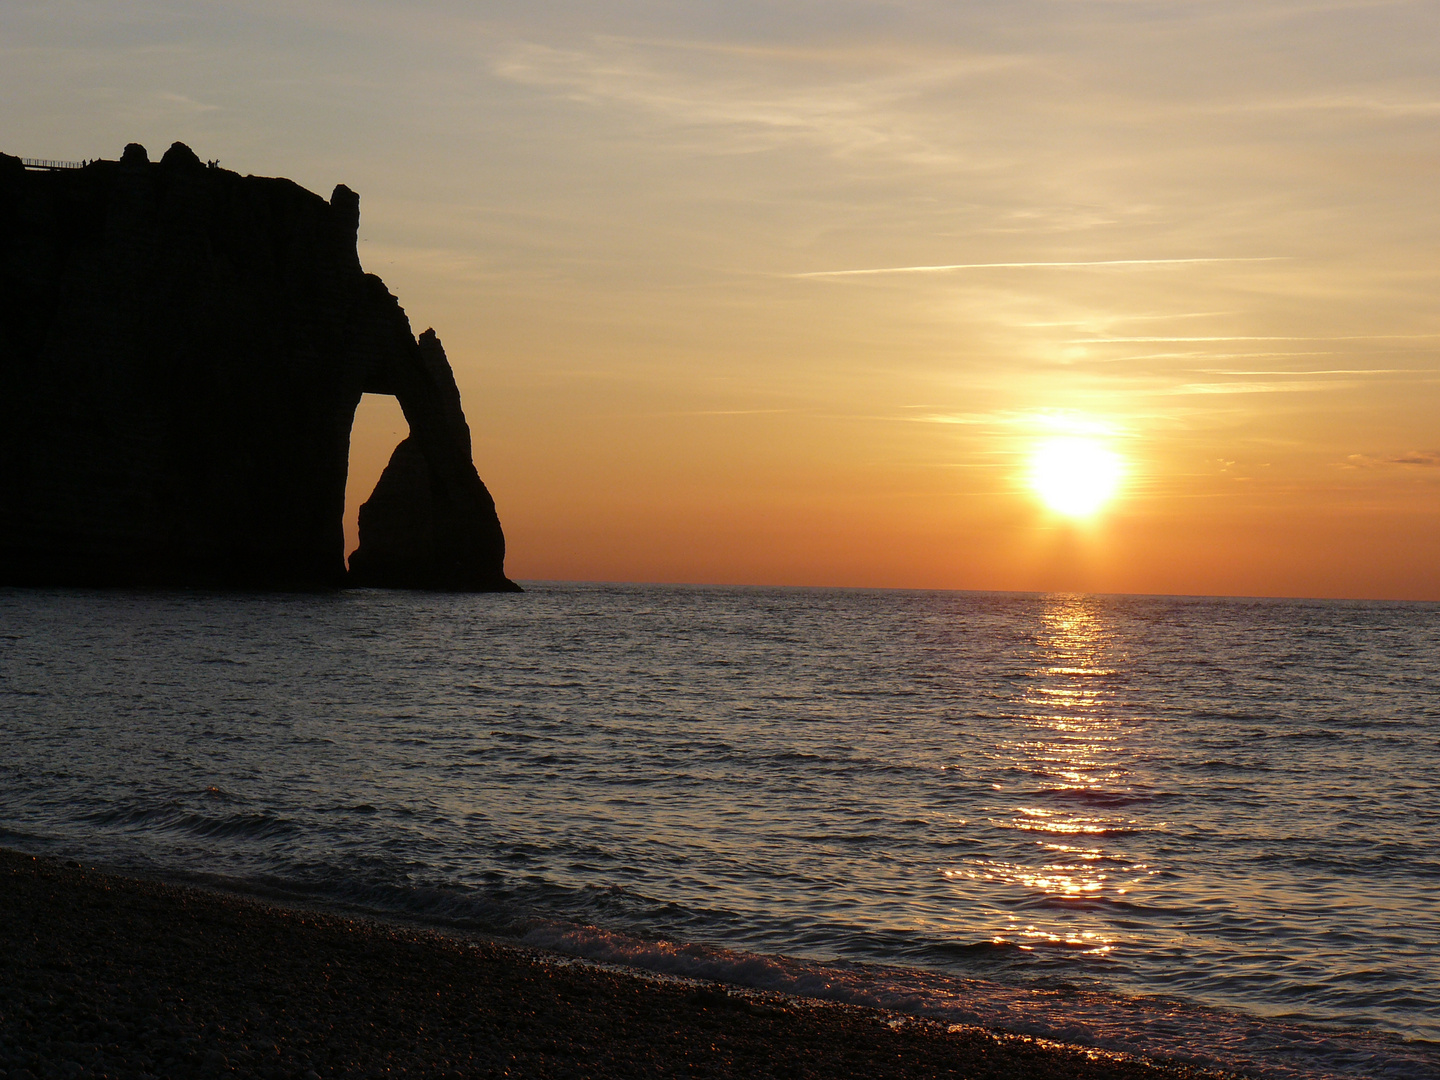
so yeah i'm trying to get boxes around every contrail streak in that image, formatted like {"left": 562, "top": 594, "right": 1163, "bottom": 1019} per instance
{"left": 793, "top": 257, "right": 1286, "bottom": 278}
{"left": 1068, "top": 334, "right": 1440, "bottom": 343}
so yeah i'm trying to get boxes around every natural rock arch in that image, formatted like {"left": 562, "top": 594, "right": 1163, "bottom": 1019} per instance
{"left": 345, "top": 321, "right": 515, "bottom": 591}
{"left": 0, "top": 141, "right": 517, "bottom": 591}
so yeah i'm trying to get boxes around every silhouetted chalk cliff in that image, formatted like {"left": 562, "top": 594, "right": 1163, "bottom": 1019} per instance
{"left": 0, "top": 142, "right": 517, "bottom": 591}
{"left": 348, "top": 329, "right": 511, "bottom": 590}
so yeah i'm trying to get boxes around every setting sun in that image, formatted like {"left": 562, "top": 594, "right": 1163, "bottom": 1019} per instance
{"left": 1029, "top": 437, "right": 1125, "bottom": 518}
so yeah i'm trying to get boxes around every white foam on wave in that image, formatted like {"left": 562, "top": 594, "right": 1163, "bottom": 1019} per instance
{"left": 520, "top": 920, "right": 1439, "bottom": 1080}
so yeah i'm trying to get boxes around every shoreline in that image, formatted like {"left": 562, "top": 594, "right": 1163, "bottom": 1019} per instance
{"left": 0, "top": 848, "right": 1239, "bottom": 1080}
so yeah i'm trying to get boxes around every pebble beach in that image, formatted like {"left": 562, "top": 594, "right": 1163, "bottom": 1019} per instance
{"left": 0, "top": 849, "right": 1238, "bottom": 1080}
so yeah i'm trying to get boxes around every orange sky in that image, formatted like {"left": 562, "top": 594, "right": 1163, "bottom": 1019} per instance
{"left": 6, "top": 1, "right": 1439, "bottom": 599}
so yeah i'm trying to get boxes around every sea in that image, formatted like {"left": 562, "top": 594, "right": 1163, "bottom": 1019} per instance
{"left": 1, "top": 583, "right": 1437, "bottom": 1080}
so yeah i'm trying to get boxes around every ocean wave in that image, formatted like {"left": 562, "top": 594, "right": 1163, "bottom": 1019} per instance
{"left": 83, "top": 805, "right": 297, "bottom": 840}
{"left": 518, "top": 920, "right": 1440, "bottom": 1080}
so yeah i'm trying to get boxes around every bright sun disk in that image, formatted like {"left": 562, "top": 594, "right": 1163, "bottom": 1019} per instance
{"left": 1029, "top": 437, "right": 1125, "bottom": 517}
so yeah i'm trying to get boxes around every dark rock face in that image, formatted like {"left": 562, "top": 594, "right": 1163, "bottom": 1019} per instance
{"left": 349, "top": 438, "right": 438, "bottom": 585}
{"left": 0, "top": 142, "right": 516, "bottom": 591}
{"left": 348, "top": 329, "right": 514, "bottom": 591}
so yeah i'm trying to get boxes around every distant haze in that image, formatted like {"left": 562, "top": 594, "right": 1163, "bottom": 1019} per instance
{"left": 5, "top": 0, "right": 1439, "bottom": 599}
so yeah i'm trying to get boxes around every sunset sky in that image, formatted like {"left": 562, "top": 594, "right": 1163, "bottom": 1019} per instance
{"left": 5, "top": 0, "right": 1439, "bottom": 599}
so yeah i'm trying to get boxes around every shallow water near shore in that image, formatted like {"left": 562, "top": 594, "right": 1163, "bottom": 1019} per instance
{"left": 1, "top": 583, "right": 1437, "bottom": 1079}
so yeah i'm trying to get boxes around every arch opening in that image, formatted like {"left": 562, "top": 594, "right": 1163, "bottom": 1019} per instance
{"left": 344, "top": 393, "right": 410, "bottom": 567}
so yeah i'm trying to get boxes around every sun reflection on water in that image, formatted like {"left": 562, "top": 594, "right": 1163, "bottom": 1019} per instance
{"left": 940, "top": 595, "right": 1160, "bottom": 959}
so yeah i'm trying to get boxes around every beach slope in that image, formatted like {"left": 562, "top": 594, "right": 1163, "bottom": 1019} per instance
{"left": 0, "top": 849, "right": 1233, "bottom": 1079}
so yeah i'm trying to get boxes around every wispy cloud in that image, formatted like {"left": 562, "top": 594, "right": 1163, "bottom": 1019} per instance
{"left": 1019, "top": 311, "right": 1239, "bottom": 326}
{"left": 1209, "top": 93, "right": 1440, "bottom": 118}
{"left": 1346, "top": 450, "right": 1440, "bottom": 468}
{"left": 661, "top": 408, "right": 794, "bottom": 417}
{"left": 488, "top": 36, "right": 1013, "bottom": 162}
{"left": 793, "top": 257, "right": 1284, "bottom": 278}
{"left": 910, "top": 410, "right": 1127, "bottom": 437}
{"left": 1068, "top": 334, "right": 1440, "bottom": 343}
{"left": 1110, "top": 352, "right": 1339, "bottom": 362}
{"left": 1199, "top": 368, "right": 1428, "bottom": 376}
{"left": 1167, "top": 380, "right": 1358, "bottom": 395}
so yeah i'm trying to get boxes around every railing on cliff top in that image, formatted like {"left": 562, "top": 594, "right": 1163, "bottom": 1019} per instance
{"left": 21, "top": 158, "right": 91, "bottom": 170}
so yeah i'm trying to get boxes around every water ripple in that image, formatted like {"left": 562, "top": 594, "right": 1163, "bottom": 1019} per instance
{"left": 1, "top": 583, "right": 1437, "bottom": 1080}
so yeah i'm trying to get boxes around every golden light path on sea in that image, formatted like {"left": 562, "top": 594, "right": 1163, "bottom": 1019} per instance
{"left": 940, "top": 596, "right": 1165, "bottom": 957}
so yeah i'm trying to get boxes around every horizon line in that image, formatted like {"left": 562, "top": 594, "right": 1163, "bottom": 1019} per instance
{"left": 506, "top": 576, "right": 1439, "bottom": 605}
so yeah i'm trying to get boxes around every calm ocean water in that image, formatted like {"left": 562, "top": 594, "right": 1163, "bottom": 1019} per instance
{"left": 1, "top": 583, "right": 1437, "bottom": 1079}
